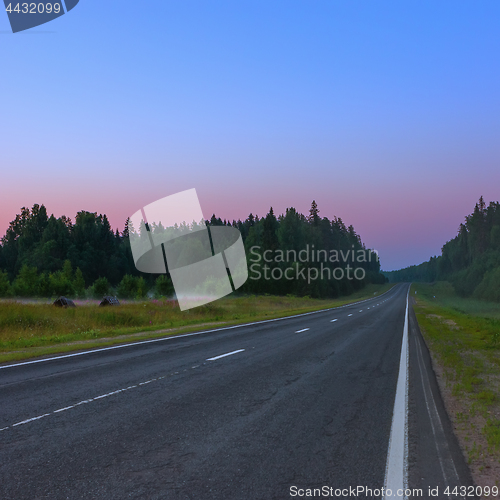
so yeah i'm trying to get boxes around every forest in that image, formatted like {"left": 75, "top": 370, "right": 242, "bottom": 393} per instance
{"left": 0, "top": 201, "right": 384, "bottom": 300}
{"left": 386, "top": 197, "right": 500, "bottom": 301}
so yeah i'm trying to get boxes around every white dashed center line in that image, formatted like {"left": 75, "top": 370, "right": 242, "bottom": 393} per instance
{"left": 1, "top": 288, "right": 399, "bottom": 434}
{"left": 206, "top": 349, "right": 245, "bottom": 361}
{"left": 53, "top": 406, "right": 74, "bottom": 413}
{"left": 12, "top": 414, "right": 51, "bottom": 427}
{"left": 0, "top": 373, "right": 174, "bottom": 433}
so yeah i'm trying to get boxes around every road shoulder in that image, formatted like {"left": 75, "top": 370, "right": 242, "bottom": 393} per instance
{"left": 408, "top": 299, "right": 477, "bottom": 497}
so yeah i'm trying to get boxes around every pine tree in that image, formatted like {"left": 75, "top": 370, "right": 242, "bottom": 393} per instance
{"left": 122, "top": 218, "right": 130, "bottom": 238}
{"left": 262, "top": 207, "right": 279, "bottom": 252}
{"left": 308, "top": 200, "right": 320, "bottom": 226}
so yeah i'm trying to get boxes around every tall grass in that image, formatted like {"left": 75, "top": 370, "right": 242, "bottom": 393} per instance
{"left": 0, "top": 284, "right": 393, "bottom": 355}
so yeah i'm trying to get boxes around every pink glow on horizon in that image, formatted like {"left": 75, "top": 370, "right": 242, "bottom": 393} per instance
{"left": 1, "top": 181, "right": 497, "bottom": 272}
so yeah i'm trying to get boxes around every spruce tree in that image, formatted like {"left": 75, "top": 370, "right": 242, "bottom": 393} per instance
{"left": 308, "top": 200, "right": 320, "bottom": 226}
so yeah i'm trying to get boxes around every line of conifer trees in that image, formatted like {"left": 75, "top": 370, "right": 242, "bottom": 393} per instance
{"left": 385, "top": 197, "right": 500, "bottom": 301}
{"left": 0, "top": 201, "right": 384, "bottom": 299}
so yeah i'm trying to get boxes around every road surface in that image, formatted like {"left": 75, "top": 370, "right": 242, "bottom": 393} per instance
{"left": 0, "top": 284, "right": 474, "bottom": 499}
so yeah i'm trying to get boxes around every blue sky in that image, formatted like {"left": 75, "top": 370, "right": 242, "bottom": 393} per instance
{"left": 1, "top": 0, "right": 500, "bottom": 270}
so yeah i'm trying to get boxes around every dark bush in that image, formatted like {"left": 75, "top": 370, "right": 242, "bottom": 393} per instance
{"left": 93, "top": 277, "right": 111, "bottom": 298}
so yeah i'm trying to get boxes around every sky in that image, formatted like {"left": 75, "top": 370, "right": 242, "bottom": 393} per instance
{"left": 1, "top": 0, "right": 499, "bottom": 271}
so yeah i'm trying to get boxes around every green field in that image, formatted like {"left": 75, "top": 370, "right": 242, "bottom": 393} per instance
{"left": 415, "top": 282, "right": 500, "bottom": 320}
{"left": 0, "top": 284, "right": 393, "bottom": 364}
{"left": 412, "top": 282, "right": 500, "bottom": 481}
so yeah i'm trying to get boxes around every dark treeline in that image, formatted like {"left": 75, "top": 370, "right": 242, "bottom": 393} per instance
{"left": 0, "top": 205, "right": 133, "bottom": 284}
{"left": 386, "top": 197, "right": 500, "bottom": 301}
{"left": 230, "top": 202, "right": 384, "bottom": 297}
{"left": 0, "top": 201, "right": 384, "bottom": 299}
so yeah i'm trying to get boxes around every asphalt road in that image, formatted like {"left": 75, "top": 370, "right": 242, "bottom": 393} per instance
{"left": 0, "top": 284, "right": 474, "bottom": 499}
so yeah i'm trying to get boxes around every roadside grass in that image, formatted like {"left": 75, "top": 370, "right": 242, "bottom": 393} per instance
{"left": 415, "top": 281, "right": 500, "bottom": 320}
{"left": 0, "top": 283, "right": 393, "bottom": 363}
{"left": 412, "top": 282, "right": 500, "bottom": 483}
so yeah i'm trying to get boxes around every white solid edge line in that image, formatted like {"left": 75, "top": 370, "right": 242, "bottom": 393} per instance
{"left": 206, "top": 349, "right": 245, "bottom": 361}
{"left": 295, "top": 328, "right": 310, "bottom": 333}
{"left": 383, "top": 285, "right": 410, "bottom": 500}
{"left": 0, "top": 285, "right": 398, "bottom": 371}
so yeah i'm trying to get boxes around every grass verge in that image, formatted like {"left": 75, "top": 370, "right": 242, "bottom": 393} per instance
{"left": 412, "top": 282, "right": 500, "bottom": 491}
{"left": 0, "top": 283, "right": 393, "bottom": 364}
